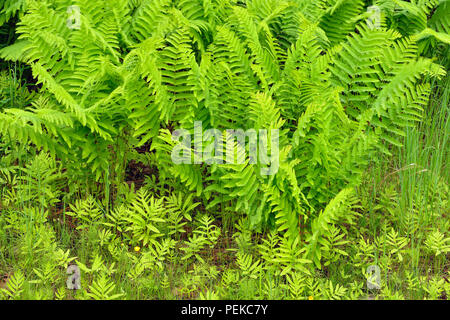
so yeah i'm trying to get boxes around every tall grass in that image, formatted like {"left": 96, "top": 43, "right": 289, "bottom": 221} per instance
{"left": 398, "top": 75, "right": 449, "bottom": 230}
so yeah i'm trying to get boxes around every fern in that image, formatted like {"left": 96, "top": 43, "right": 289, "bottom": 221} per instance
{"left": 1, "top": 270, "right": 25, "bottom": 300}
{"left": 0, "top": 0, "right": 27, "bottom": 27}
{"left": 67, "top": 195, "right": 103, "bottom": 229}
{"left": 236, "top": 251, "right": 262, "bottom": 279}
{"left": 0, "top": 0, "right": 447, "bottom": 271}
{"left": 124, "top": 188, "right": 165, "bottom": 247}
{"left": 86, "top": 273, "right": 124, "bottom": 300}
{"left": 305, "top": 188, "right": 359, "bottom": 268}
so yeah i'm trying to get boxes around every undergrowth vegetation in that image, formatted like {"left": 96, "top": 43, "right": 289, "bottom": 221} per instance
{"left": 0, "top": 0, "right": 448, "bottom": 300}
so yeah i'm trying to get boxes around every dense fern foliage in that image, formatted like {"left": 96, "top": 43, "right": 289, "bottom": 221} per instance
{"left": 0, "top": 0, "right": 449, "bottom": 300}
{"left": 0, "top": 0, "right": 448, "bottom": 262}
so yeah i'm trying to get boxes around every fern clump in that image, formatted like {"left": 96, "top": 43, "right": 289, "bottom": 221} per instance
{"left": 0, "top": 0, "right": 447, "bottom": 273}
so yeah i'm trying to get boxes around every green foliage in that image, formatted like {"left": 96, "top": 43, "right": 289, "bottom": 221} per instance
{"left": 424, "top": 230, "right": 450, "bottom": 257}
{"left": 1, "top": 270, "right": 25, "bottom": 299}
{"left": 0, "top": 2, "right": 444, "bottom": 238}
{"left": 0, "top": 0, "right": 448, "bottom": 301}
{"left": 0, "top": 0, "right": 27, "bottom": 27}
{"left": 86, "top": 273, "right": 124, "bottom": 300}
{"left": 67, "top": 195, "right": 103, "bottom": 229}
